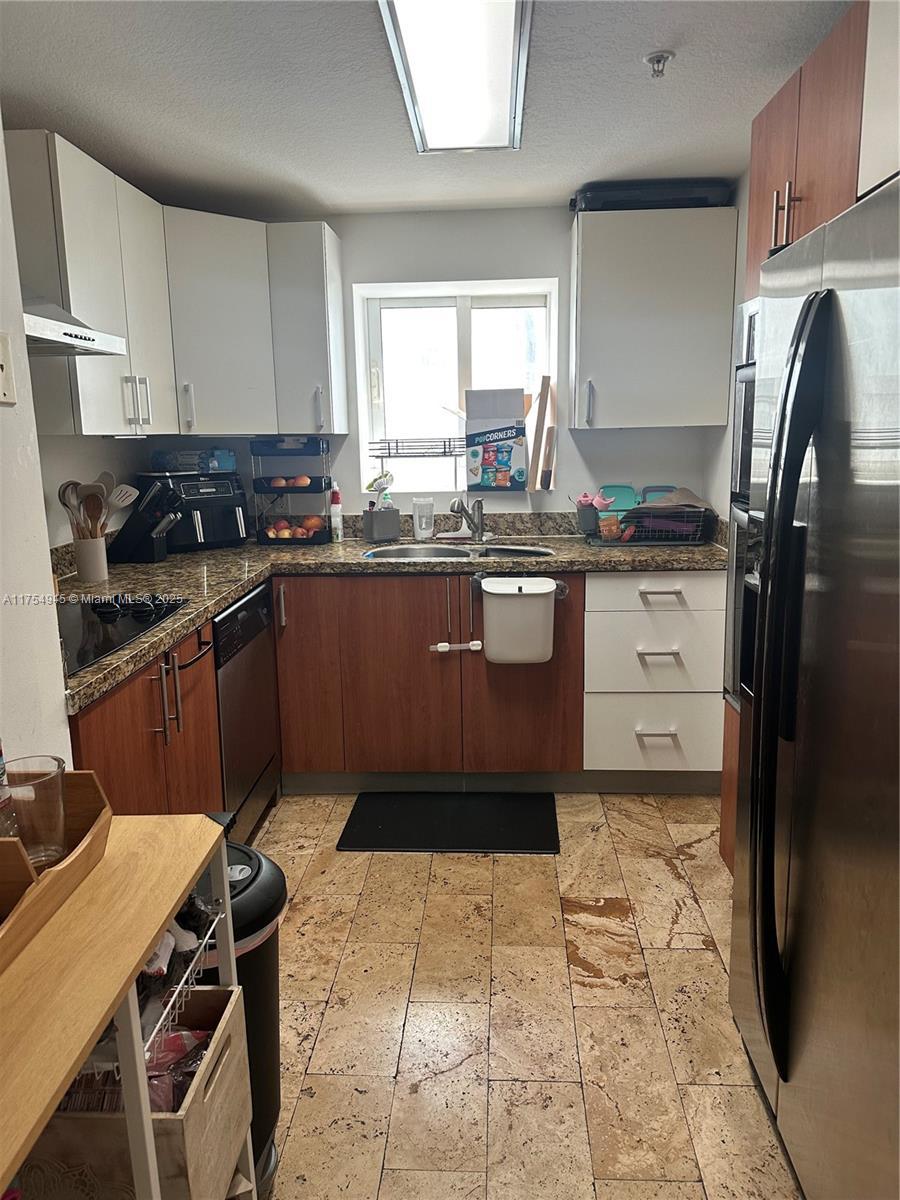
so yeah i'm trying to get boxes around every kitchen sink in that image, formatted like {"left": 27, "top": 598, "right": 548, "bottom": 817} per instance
{"left": 362, "top": 544, "right": 474, "bottom": 560}
{"left": 362, "top": 543, "right": 555, "bottom": 561}
{"left": 475, "top": 544, "right": 555, "bottom": 558}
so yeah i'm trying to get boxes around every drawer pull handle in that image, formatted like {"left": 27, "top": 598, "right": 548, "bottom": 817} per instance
{"left": 429, "top": 640, "right": 483, "bottom": 653}
{"left": 636, "top": 648, "right": 681, "bottom": 658}
{"left": 638, "top": 587, "right": 684, "bottom": 597}
{"left": 635, "top": 727, "right": 678, "bottom": 738}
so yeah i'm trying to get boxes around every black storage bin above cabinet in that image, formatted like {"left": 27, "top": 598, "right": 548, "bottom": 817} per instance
{"left": 570, "top": 178, "right": 733, "bottom": 212}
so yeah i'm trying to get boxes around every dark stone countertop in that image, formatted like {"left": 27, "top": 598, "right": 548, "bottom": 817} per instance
{"left": 60, "top": 536, "right": 726, "bottom": 714}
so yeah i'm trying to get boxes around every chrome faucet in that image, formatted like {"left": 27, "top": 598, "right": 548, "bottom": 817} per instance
{"left": 450, "top": 496, "right": 485, "bottom": 543}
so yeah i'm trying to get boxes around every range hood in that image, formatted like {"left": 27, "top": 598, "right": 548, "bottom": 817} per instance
{"left": 23, "top": 298, "right": 127, "bottom": 357}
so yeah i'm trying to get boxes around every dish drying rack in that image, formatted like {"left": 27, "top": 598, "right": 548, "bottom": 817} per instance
{"left": 75, "top": 905, "right": 226, "bottom": 1083}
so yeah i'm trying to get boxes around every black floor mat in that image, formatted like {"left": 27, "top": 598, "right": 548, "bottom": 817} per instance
{"left": 335, "top": 791, "right": 559, "bottom": 854}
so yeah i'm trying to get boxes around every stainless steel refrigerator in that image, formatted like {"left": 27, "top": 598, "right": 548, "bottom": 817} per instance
{"left": 729, "top": 177, "right": 899, "bottom": 1199}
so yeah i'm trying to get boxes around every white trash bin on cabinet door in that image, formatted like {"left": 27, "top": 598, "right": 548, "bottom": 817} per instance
{"left": 481, "top": 576, "right": 557, "bottom": 663}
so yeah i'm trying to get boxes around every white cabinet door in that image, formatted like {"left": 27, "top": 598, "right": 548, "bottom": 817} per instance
{"left": 115, "top": 177, "right": 178, "bottom": 433}
{"left": 5, "top": 132, "right": 135, "bottom": 434}
{"left": 267, "top": 221, "right": 348, "bottom": 434}
{"left": 585, "top": 609, "right": 726, "bottom": 692}
{"left": 584, "top": 692, "right": 724, "bottom": 770}
{"left": 164, "top": 206, "right": 277, "bottom": 435}
{"left": 857, "top": 0, "right": 899, "bottom": 197}
{"left": 584, "top": 570, "right": 726, "bottom": 612}
{"left": 570, "top": 207, "right": 737, "bottom": 429}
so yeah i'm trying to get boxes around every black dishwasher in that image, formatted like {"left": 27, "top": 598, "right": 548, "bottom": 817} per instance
{"left": 213, "top": 583, "right": 281, "bottom": 843}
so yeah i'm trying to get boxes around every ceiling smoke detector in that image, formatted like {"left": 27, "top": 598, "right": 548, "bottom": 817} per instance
{"left": 643, "top": 50, "right": 675, "bottom": 80}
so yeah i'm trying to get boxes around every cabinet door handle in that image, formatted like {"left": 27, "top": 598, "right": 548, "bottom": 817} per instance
{"left": 151, "top": 664, "right": 171, "bottom": 745}
{"left": 635, "top": 647, "right": 682, "bottom": 657}
{"left": 171, "top": 651, "right": 184, "bottom": 733}
{"left": 139, "top": 376, "right": 153, "bottom": 426}
{"left": 313, "top": 385, "right": 325, "bottom": 431}
{"left": 235, "top": 506, "right": 246, "bottom": 539}
{"left": 585, "top": 379, "right": 595, "bottom": 427}
{"left": 177, "top": 638, "right": 213, "bottom": 669}
{"left": 635, "top": 727, "right": 678, "bottom": 738}
{"left": 278, "top": 583, "right": 287, "bottom": 628}
{"left": 771, "top": 188, "right": 783, "bottom": 249}
{"left": 429, "top": 640, "right": 483, "bottom": 653}
{"left": 125, "top": 375, "right": 141, "bottom": 426}
{"left": 783, "top": 178, "right": 795, "bottom": 244}
{"left": 446, "top": 578, "right": 452, "bottom": 637}
{"left": 183, "top": 382, "right": 196, "bottom": 429}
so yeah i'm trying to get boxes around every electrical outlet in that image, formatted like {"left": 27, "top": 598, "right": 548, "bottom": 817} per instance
{"left": 0, "top": 332, "right": 16, "bottom": 406}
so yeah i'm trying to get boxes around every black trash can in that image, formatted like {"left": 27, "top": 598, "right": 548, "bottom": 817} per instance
{"left": 203, "top": 842, "right": 287, "bottom": 1198}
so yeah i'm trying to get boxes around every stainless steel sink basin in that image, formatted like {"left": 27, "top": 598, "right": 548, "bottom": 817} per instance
{"left": 362, "top": 544, "right": 474, "bottom": 560}
{"left": 362, "top": 542, "right": 556, "bottom": 561}
{"left": 475, "top": 544, "right": 555, "bottom": 558}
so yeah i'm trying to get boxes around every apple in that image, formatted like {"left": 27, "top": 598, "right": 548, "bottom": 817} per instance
{"left": 265, "top": 527, "right": 277, "bottom": 539}
{"left": 270, "top": 476, "right": 287, "bottom": 488}
{"left": 302, "top": 515, "right": 325, "bottom": 532}
{"left": 292, "top": 526, "right": 308, "bottom": 539}
{"left": 276, "top": 528, "right": 293, "bottom": 539}
{"left": 273, "top": 518, "right": 290, "bottom": 532}
{"left": 295, "top": 474, "right": 311, "bottom": 488}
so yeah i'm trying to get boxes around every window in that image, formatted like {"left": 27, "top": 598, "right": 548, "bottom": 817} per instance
{"left": 357, "top": 279, "right": 556, "bottom": 493}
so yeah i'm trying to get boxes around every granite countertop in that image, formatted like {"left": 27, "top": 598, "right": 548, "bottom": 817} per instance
{"left": 60, "top": 536, "right": 726, "bottom": 714}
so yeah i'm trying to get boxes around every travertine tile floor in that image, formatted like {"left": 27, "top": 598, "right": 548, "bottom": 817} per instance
{"left": 253, "top": 793, "right": 801, "bottom": 1200}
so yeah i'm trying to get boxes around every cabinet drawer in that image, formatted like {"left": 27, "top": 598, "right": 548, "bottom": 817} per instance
{"left": 585, "top": 571, "right": 726, "bottom": 612}
{"left": 584, "top": 693, "right": 724, "bottom": 771}
{"left": 585, "top": 610, "right": 725, "bottom": 693}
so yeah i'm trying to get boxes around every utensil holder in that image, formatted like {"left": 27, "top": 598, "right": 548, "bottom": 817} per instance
{"left": 577, "top": 506, "right": 598, "bottom": 535}
{"left": 363, "top": 509, "right": 401, "bottom": 543}
{"left": 73, "top": 537, "right": 108, "bottom": 584}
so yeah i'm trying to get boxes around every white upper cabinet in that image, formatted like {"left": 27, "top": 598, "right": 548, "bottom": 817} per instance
{"left": 115, "top": 177, "right": 178, "bottom": 433}
{"left": 857, "top": 0, "right": 900, "bottom": 198}
{"left": 164, "top": 206, "right": 277, "bottom": 435}
{"left": 570, "top": 207, "right": 737, "bottom": 429}
{"left": 6, "top": 131, "right": 136, "bottom": 435}
{"left": 267, "top": 221, "right": 348, "bottom": 435}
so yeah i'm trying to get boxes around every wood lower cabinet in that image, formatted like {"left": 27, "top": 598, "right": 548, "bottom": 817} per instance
{"left": 70, "top": 659, "right": 169, "bottom": 814}
{"left": 275, "top": 577, "right": 346, "bottom": 773}
{"left": 460, "top": 574, "right": 584, "bottom": 773}
{"left": 71, "top": 624, "right": 223, "bottom": 815}
{"left": 338, "top": 576, "right": 464, "bottom": 773}
{"left": 164, "top": 623, "right": 223, "bottom": 814}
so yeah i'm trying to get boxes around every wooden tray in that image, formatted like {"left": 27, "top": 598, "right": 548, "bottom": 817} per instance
{"left": 0, "top": 770, "right": 112, "bottom": 973}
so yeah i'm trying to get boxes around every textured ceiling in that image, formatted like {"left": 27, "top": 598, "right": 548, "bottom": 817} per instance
{"left": 0, "top": 0, "right": 844, "bottom": 219}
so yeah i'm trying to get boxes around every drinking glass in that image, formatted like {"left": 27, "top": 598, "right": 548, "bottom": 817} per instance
{"left": 412, "top": 497, "right": 435, "bottom": 541}
{"left": 5, "top": 755, "right": 66, "bottom": 871}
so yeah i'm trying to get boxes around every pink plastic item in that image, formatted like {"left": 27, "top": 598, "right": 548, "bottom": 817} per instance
{"left": 592, "top": 490, "right": 616, "bottom": 511}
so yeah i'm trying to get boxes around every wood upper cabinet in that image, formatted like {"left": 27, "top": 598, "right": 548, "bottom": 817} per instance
{"left": 267, "top": 222, "right": 349, "bottom": 435}
{"left": 745, "top": 2, "right": 870, "bottom": 298}
{"left": 70, "top": 659, "right": 169, "bottom": 814}
{"left": 164, "top": 623, "right": 223, "bottom": 814}
{"left": 115, "top": 176, "right": 179, "bottom": 433}
{"left": 745, "top": 71, "right": 800, "bottom": 301}
{"left": 275, "top": 577, "right": 346, "bottom": 773}
{"left": 164, "top": 206, "right": 277, "bottom": 435}
{"left": 793, "top": 1, "right": 869, "bottom": 241}
{"left": 460, "top": 573, "right": 584, "bottom": 773}
{"left": 571, "top": 207, "right": 736, "bottom": 428}
{"left": 338, "top": 576, "right": 464, "bottom": 773}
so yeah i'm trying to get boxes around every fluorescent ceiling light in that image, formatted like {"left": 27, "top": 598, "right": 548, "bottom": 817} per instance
{"left": 378, "top": 0, "right": 533, "bottom": 152}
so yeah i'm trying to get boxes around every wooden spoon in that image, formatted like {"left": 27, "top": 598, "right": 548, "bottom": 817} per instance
{"left": 82, "top": 492, "right": 105, "bottom": 539}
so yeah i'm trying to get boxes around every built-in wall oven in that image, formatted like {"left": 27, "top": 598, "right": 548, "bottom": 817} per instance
{"left": 724, "top": 300, "right": 758, "bottom": 707}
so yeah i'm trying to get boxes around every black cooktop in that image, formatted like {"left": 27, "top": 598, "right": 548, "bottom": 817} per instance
{"left": 58, "top": 593, "right": 188, "bottom": 677}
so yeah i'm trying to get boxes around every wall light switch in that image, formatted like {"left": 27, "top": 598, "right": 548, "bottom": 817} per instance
{"left": 0, "top": 332, "right": 16, "bottom": 405}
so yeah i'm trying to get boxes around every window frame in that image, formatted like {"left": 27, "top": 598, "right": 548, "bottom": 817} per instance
{"left": 353, "top": 277, "right": 558, "bottom": 495}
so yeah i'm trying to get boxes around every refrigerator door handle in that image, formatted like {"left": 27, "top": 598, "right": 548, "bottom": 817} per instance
{"left": 751, "top": 287, "right": 832, "bottom": 1081}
